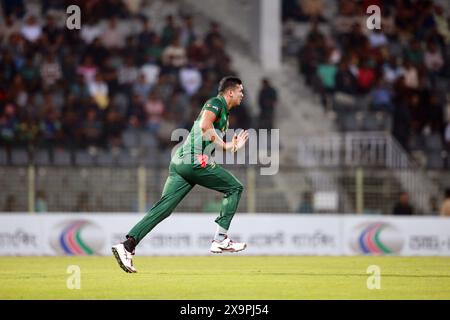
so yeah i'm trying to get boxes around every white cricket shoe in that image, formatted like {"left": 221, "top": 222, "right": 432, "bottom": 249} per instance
{"left": 210, "top": 236, "right": 247, "bottom": 253}
{"left": 112, "top": 243, "right": 137, "bottom": 273}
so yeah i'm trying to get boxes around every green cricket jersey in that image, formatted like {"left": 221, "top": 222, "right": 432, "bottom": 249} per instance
{"left": 175, "top": 95, "right": 229, "bottom": 162}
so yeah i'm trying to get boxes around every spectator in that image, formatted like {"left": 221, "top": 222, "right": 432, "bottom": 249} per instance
{"left": 429, "top": 196, "right": 439, "bottom": 215}
{"left": 103, "top": 108, "right": 125, "bottom": 149}
{"left": 42, "top": 13, "right": 62, "bottom": 45}
{"left": 335, "top": 60, "right": 357, "bottom": 94}
{"left": 16, "top": 112, "right": 39, "bottom": 147}
{"left": 144, "top": 90, "right": 165, "bottom": 135}
{"left": 35, "top": 190, "right": 48, "bottom": 212}
{"left": 20, "top": 15, "right": 42, "bottom": 43}
{"left": 440, "top": 189, "right": 450, "bottom": 216}
{"left": 297, "top": 191, "right": 314, "bottom": 213}
{"left": 425, "top": 93, "right": 444, "bottom": 134}
{"left": 368, "top": 28, "right": 388, "bottom": 48}
{"left": 140, "top": 55, "right": 160, "bottom": 87}
{"left": 69, "top": 74, "right": 90, "bottom": 104}
{"left": 80, "top": 17, "right": 103, "bottom": 44}
{"left": 156, "top": 112, "right": 178, "bottom": 149}
{"left": 88, "top": 73, "right": 109, "bottom": 110}
{"left": 132, "top": 73, "right": 152, "bottom": 102}
{"left": 299, "top": 0, "right": 326, "bottom": 22}
{"left": 403, "top": 61, "right": 419, "bottom": 89}
{"left": 60, "top": 52, "right": 77, "bottom": 86}
{"left": 356, "top": 60, "right": 376, "bottom": 94}
{"left": 204, "top": 21, "right": 224, "bottom": 51}
{"left": 162, "top": 36, "right": 187, "bottom": 70}
{"left": 1, "top": 15, "right": 19, "bottom": 41}
{"left": 61, "top": 106, "right": 81, "bottom": 149}
{"left": 187, "top": 38, "right": 209, "bottom": 70}
{"left": 0, "top": 51, "right": 17, "bottom": 83}
{"left": 81, "top": 108, "right": 103, "bottom": 148}
{"left": 383, "top": 56, "right": 404, "bottom": 84}
{"left": 433, "top": 5, "right": 450, "bottom": 44}
{"left": 258, "top": 78, "right": 278, "bottom": 130}
{"left": 392, "top": 192, "right": 414, "bottom": 215}
{"left": 405, "top": 39, "right": 424, "bottom": 66}
{"left": 40, "top": 108, "right": 62, "bottom": 159}
{"left": 424, "top": 41, "right": 444, "bottom": 73}
{"left": 101, "top": 17, "right": 126, "bottom": 49}
{"left": 100, "top": 55, "right": 119, "bottom": 94}
{"left": 3, "top": 195, "right": 18, "bottom": 212}
{"left": 40, "top": 52, "right": 62, "bottom": 89}
{"left": 316, "top": 54, "right": 337, "bottom": 106}
{"left": 0, "top": 104, "right": 19, "bottom": 149}
{"left": 118, "top": 56, "right": 138, "bottom": 95}
{"left": 145, "top": 34, "right": 164, "bottom": 63}
{"left": 137, "top": 18, "right": 156, "bottom": 49}
{"left": 161, "top": 14, "right": 177, "bottom": 47}
{"left": 74, "top": 192, "right": 91, "bottom": 212}
{"left": 370, "top": 79, "right": 394, "bottom": 113}
{"left": 10, "top": 74, "right": 28, "bottom": 108}
{"left": 77, "top": 55, "right": 97, "bottom": 84}
{"left": 179, "top": 15, "right": 196, "bottom": 48}
{"left": 166, "top": 89, "right": 190, "bottom": 127}
{"left": 179, "top": 63, "right": 202, "bottom": 97}
{"left": 85, "top": 38, "right": 109, "bottom": 67}
{"left": 20, "top": 55, "right": 40, "bottom": 92}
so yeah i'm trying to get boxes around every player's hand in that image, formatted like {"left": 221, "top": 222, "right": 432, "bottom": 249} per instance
{"left": 232, "top": 130, "right": 249, "bottom": 152}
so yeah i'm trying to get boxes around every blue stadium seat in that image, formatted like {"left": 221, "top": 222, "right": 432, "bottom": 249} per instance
{"left": 34, "top": 150, "right": 50, "bottom": 166}
{"left": 425, "top": 134, "right": 443, "bottom": 152}
{"left": 96, "top": 150, "right": 114, "bottom": 166}
{"left": 427, "top": 152, "right": 444, "bottom": 170}
{"left": 409, "top": 134, "right": 425, "bottom": 151}
{"left": 75, "top": 150, "right": 95, "bottom": 166}
{"left": 122, "top": 129, "right": 139, "bottom": 149}
{"left": 54, "top": 149, "right": 72, "bottom": 166}
{"left": 11, "top": 149, "right": 29, "bottom": 165}
{"left": 139, "top": 131, "right": 158, "bottom": 148}
{"left": 0, "top": 148, "right": 8, "bottom": 165}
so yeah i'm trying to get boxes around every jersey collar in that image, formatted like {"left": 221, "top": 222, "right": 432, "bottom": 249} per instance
{"left": 217, "top": 95, "right": 229, "bottom": 115}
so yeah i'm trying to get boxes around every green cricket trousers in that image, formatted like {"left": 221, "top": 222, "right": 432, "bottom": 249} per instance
{"left": 127, "top": 158, "right": 244, "bottom": 244}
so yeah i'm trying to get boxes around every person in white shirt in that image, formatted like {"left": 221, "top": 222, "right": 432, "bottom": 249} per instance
{"left": 21, "top": 15, "right": 42, "bottom": 43}
{"left": 101, "top": 17, "right": 126, "bottom": 49}
{"left": 140, "top": 56, "right": 160, "bottom": 87}
{"left": 368, "top": 29, "right": 388, "bottom": 48}
{"left": 80, "top": 18, "right": 103, "bottom": 44}
{"left": 179, "top": 63, "right": 202, "bottom": 97}
{"left": 424, "top": 42, "right": 444, "bottom": 73}
{"left": 162, "top": 36, "right": 187, "bottom": 68}
{"left": 88, "top": 73, "right": 109, "bottom": 110}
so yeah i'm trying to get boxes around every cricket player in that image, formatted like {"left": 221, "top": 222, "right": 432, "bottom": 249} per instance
{"left": 112, "top": 76, "right": 249, "bottom": 273}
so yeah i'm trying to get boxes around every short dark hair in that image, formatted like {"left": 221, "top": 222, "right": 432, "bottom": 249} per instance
{"left": 445, "top": 188, "right": 450, "bottom": 198}
{"left": 218, "top": 76, "right": 242, "bottom": 94}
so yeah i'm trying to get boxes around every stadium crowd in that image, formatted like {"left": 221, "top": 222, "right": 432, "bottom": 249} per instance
{"left": 284, "top": 0, "right": 450, "bottom": 168}
{"left": 0, "top": 0, "right": 253, "bottom": 164}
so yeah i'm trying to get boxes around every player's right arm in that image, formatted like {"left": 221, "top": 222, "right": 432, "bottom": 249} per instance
{"left": 199, "top": 110, "right": 248, "bottom": 152}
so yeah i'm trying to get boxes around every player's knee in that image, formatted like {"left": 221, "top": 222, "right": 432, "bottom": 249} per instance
{"left": 225, "top": 181, "right": 243, "bottom": 195}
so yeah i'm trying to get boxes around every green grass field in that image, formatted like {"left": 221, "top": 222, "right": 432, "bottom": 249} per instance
{"left": 1, "top": 256, "right": 449, "bottom": 299}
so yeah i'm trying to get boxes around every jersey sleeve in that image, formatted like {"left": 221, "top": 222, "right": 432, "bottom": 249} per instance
{"left": 203, "top": 99, "right": 223, "bottom": 117}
